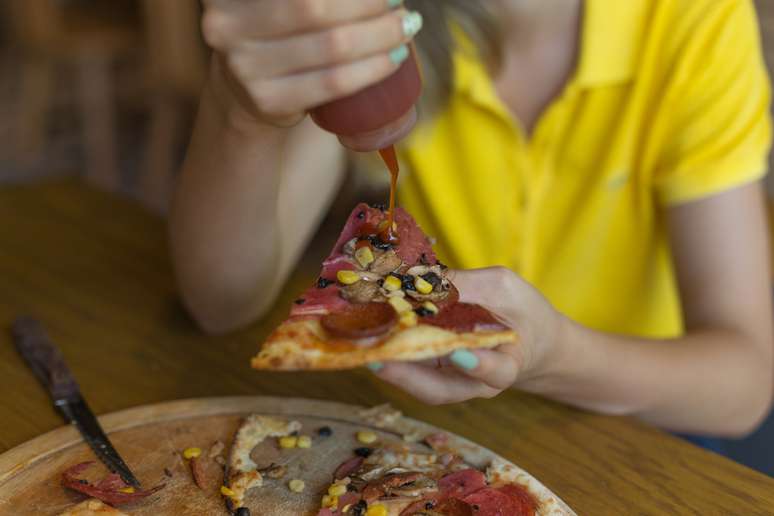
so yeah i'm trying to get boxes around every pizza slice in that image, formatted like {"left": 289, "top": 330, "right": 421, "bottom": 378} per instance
{"left": 252, "top": 203, "right": 517, "bottom": 370}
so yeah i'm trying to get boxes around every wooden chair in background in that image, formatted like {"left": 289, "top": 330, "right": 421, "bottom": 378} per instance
{"left": 139, "top": 0, "right": 207, "bottom": 213}
{"left": 7, "top": 0, "right": 141, "bottom": 191}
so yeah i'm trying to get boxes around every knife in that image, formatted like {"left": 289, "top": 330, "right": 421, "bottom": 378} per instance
{"left": 11, "top": 316, "right": 141, "bottom": 488}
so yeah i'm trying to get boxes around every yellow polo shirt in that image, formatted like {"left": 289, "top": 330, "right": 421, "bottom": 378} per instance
{"left": 399, "top": 0, "right": 772, "bottom": 338}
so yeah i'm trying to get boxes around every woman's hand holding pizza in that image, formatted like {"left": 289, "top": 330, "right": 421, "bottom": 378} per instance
{"left": 370, "top": 267, "right": 569, "bottom": 404}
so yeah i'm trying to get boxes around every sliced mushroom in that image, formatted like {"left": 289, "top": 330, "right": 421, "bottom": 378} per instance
{"left": 340, "top": 280, "right": 384, "bottom": 304}
{"left": 370, "top": 249, "right": 403, "bottom": 275}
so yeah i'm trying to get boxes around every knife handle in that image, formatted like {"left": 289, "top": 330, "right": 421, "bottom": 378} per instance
{"left": 11, "top": 316, "right": 80, "bottom": 402}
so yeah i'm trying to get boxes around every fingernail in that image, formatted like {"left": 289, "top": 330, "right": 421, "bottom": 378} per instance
{"left": 388, "top": 0, "right": 403, "bottom": 8}
{"left": 402, "top": 11, "right": 423, "bottom": 38}
{"left": 389, "top": 44, "right": 409, "bottom": 65}
{"left": 450, "top": 349, "right": 479, "bottom": 371}
{"left": 367, "top": 362, "right": 384, "bottom": 372}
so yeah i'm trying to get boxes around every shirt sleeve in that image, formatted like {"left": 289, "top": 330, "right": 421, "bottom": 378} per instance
{"left": 654, "top": 0, "right": 772, "bottom": 205}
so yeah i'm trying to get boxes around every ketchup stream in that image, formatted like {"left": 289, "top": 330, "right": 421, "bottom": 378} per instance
{"left": 378, "top": 145, "right": 400, "bottom": 245}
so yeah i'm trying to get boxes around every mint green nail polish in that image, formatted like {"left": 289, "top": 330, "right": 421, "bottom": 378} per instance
{"left": 450, "top": 350, "right": 479, "bottom": 371}
{"left": 402, "top": 11, "right": 423, "bottom": 38}
{"left": 367, "top": 362, "right": 384, "bottom": 372}
{"left": 389, "top": 45, "right": 409, "bottom": 65}
{"left": 388, "top": 0, "right": 403, "bottom": 8}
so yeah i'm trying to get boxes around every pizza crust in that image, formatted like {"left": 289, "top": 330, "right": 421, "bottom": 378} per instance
{"left": 252, "top": 318, "right": 517, "bottom": 371}
{"left": 226, "top": 415, "right": 301, "bottom": 508}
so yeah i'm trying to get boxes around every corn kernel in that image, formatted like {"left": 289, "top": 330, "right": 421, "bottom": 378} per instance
{"left": 337, "top": 270, "right": 360, "bottom": 285}
{"left": 118, "top": 487, "right": 135, "bottom": 494}
{"left": 220, "top": 486, "right": 236, "bottom": 498}
{"left": 328, "top": 483, "right": 348, "bottom": 497}
{"left": 355, "top": 246, "right": 375, "bottom": 268}
{"left": 183, "top": 447, "right": 201, "bottom": 459}
{"left": 356, "top": 430, "right": 378, "bottom": 444}
{"left": 279, "top": 435, "right": 298, "bottom": 449}
{"left": 414, "top": 276, "right": 433, "bottom": 295}
{"left": 422, "top": 301, "right": 439, "bottom": 314}
{"left": 321, "top": 494, "right": 339, "bottom": 508}
{"left": 383, "top": 274, "right": 402, "bottom": 292}
{"left": 400, "top": 310, "right": 418, "bottom": 327}
{"left": 297, "top": 435, "right": 312, "bottom": 449}
{"left": 366, "top": 504, "right": 388, "bottom": 516}
{"left": 288, "top": 479, "right": 305, "bottom": 493}
{"left": 388, "top": 296, "right": 413, "bottom": 314}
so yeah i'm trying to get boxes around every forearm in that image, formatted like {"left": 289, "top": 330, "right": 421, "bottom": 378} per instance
{"left": 170, "top": 69, "right": 291, "bottom": 333}
{"left": 524, "top": 319, "right": 773, "bottom": 437}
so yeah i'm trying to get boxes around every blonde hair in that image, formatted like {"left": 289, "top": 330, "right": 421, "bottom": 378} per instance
{"left": 409, "top": 1, "right": 502, "bottom": 113}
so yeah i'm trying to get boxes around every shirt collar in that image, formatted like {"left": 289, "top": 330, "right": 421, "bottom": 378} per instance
{"left": 451, "top": 0, "right": 648, "bottom": 105}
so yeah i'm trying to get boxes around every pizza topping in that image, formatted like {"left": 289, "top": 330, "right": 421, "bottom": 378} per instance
{"left": 355, "top": 246, "right": 376, "bottom": 268}
{"left": 183, "top": 447, "right": 201, "bottom": 459}
{"left": 438, "top": 469, "right": 488, "bottom": 499}
{"left": 322, "top": 494, "right": 340, "bottom": 509}
{"left": 414, "top": 276, "right": 434, "bottom": 295}
{"left": 335, "top": 456, "right": 365, "bottom": 480}
{"left": 422, "top": 303, "right": 507, "bottom": 333}
{"left": 321, "top": 303, "right": 398, "bottom": 339}
{"left": 462, "top": 486, "right": 536, "bottom": 516}
{"left": 190, "top": 457, "right": 206, "bottom": 490}
{"left": 337, "top": 270, "right": 362, "bottom": 285}
{"left": 382, "top": 274, "right": 403, "bottom": 292}
{"left": 354, "top": 447, "right": 374, "bottom": 458}
{"left": 366, "top": 504, "right": 389, "bottom": 516}
{"left": 341, "top": 280, "right": 384, "bottom": 304}
{"left": 357, "top": 430, "right": 379, "bottom": 444}
{"left": 279, "top": 435, "right": 298, "bottom": 449}
{"left": 387, "top": 296, "right": 413, "bottom": 315}
{"left": 317, "top": 426, "right": 333, "bottom": 437}
{"left": 235, "top": 508, "right": 251, "bottom": 516}
{"left": 220, "top": 485, "right": 236, "bottom": 497}
{"left": 370, "top": 249, "right": 403, "bottom": 275}
{"left": 288, "top": 479, "right": 306, "bottom": 493}
{"left": 317, "top": 277, "right": 334, "bottom": 288}
{"left": 297, "top": 435, "right": 312, "bottom": 448}
{"left": 417, "top": 301, "right": 440, "bottom": 317}
{"left": 61, "top": 462, "right": 165, "bottom": 506}
{"left": 294, "top": 298, "right": 306, "bottom": 305}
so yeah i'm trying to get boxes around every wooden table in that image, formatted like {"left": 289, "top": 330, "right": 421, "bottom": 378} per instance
{"left": 1, "top": 180, "right": 774, "bottom": 515}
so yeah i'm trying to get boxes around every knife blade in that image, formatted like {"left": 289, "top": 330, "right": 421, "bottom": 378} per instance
{"left": 11, "top": 316, "right": 141, "bottom": 488}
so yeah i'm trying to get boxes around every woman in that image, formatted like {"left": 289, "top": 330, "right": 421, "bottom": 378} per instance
{"left": 171, "top": 0, "right": 774, "bottom": 439}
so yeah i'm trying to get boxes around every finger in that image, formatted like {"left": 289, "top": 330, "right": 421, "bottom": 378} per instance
{"left": 446, "top": 347, "right": 521, "bottom": 390}
{"left": 451, "top": 267, "right": 524, "bottom": 312}
{"left": 242, "top": 49, "right": 408, "bottom": 118}
{"left": 203, "top": 0, "right": 396, "bottom": 47}
{"left": 372, "top": 361, "right": 501, "bottom": 405}
{"left": 230, "top": 9, "right": 419, "bottom": 77}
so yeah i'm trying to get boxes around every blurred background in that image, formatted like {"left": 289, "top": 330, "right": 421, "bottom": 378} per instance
{"left": 0, "top": 0, "right": 773, "bottom": 475}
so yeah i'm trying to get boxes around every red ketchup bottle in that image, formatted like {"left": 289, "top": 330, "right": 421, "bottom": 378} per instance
{"left": 310, "top": 46, "right": 422, "bottom": 152}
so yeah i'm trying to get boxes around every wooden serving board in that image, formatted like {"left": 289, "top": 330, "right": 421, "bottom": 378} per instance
{"left": 0, "top": 397, "right": 574, "bottom": 516}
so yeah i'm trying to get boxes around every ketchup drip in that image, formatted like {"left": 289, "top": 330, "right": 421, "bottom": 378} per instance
{"left": 378, "top": 145, "right": 400, "bottom": 245}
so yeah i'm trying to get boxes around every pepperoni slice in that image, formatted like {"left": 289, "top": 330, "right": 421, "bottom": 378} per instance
{"left": 438, "top": 469, "right": 488, "bottom": 498}
{"left": 423, "top": 303, "right": 506, "bottom": 332}
{"left": 497, "top": 484, "right": 537, "bottom": 515}
{"left": 321, "top": 303, "right": 397, "bottom": 339}
{"left": 462, "top": 486, "right": 536, "bottom": 516}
